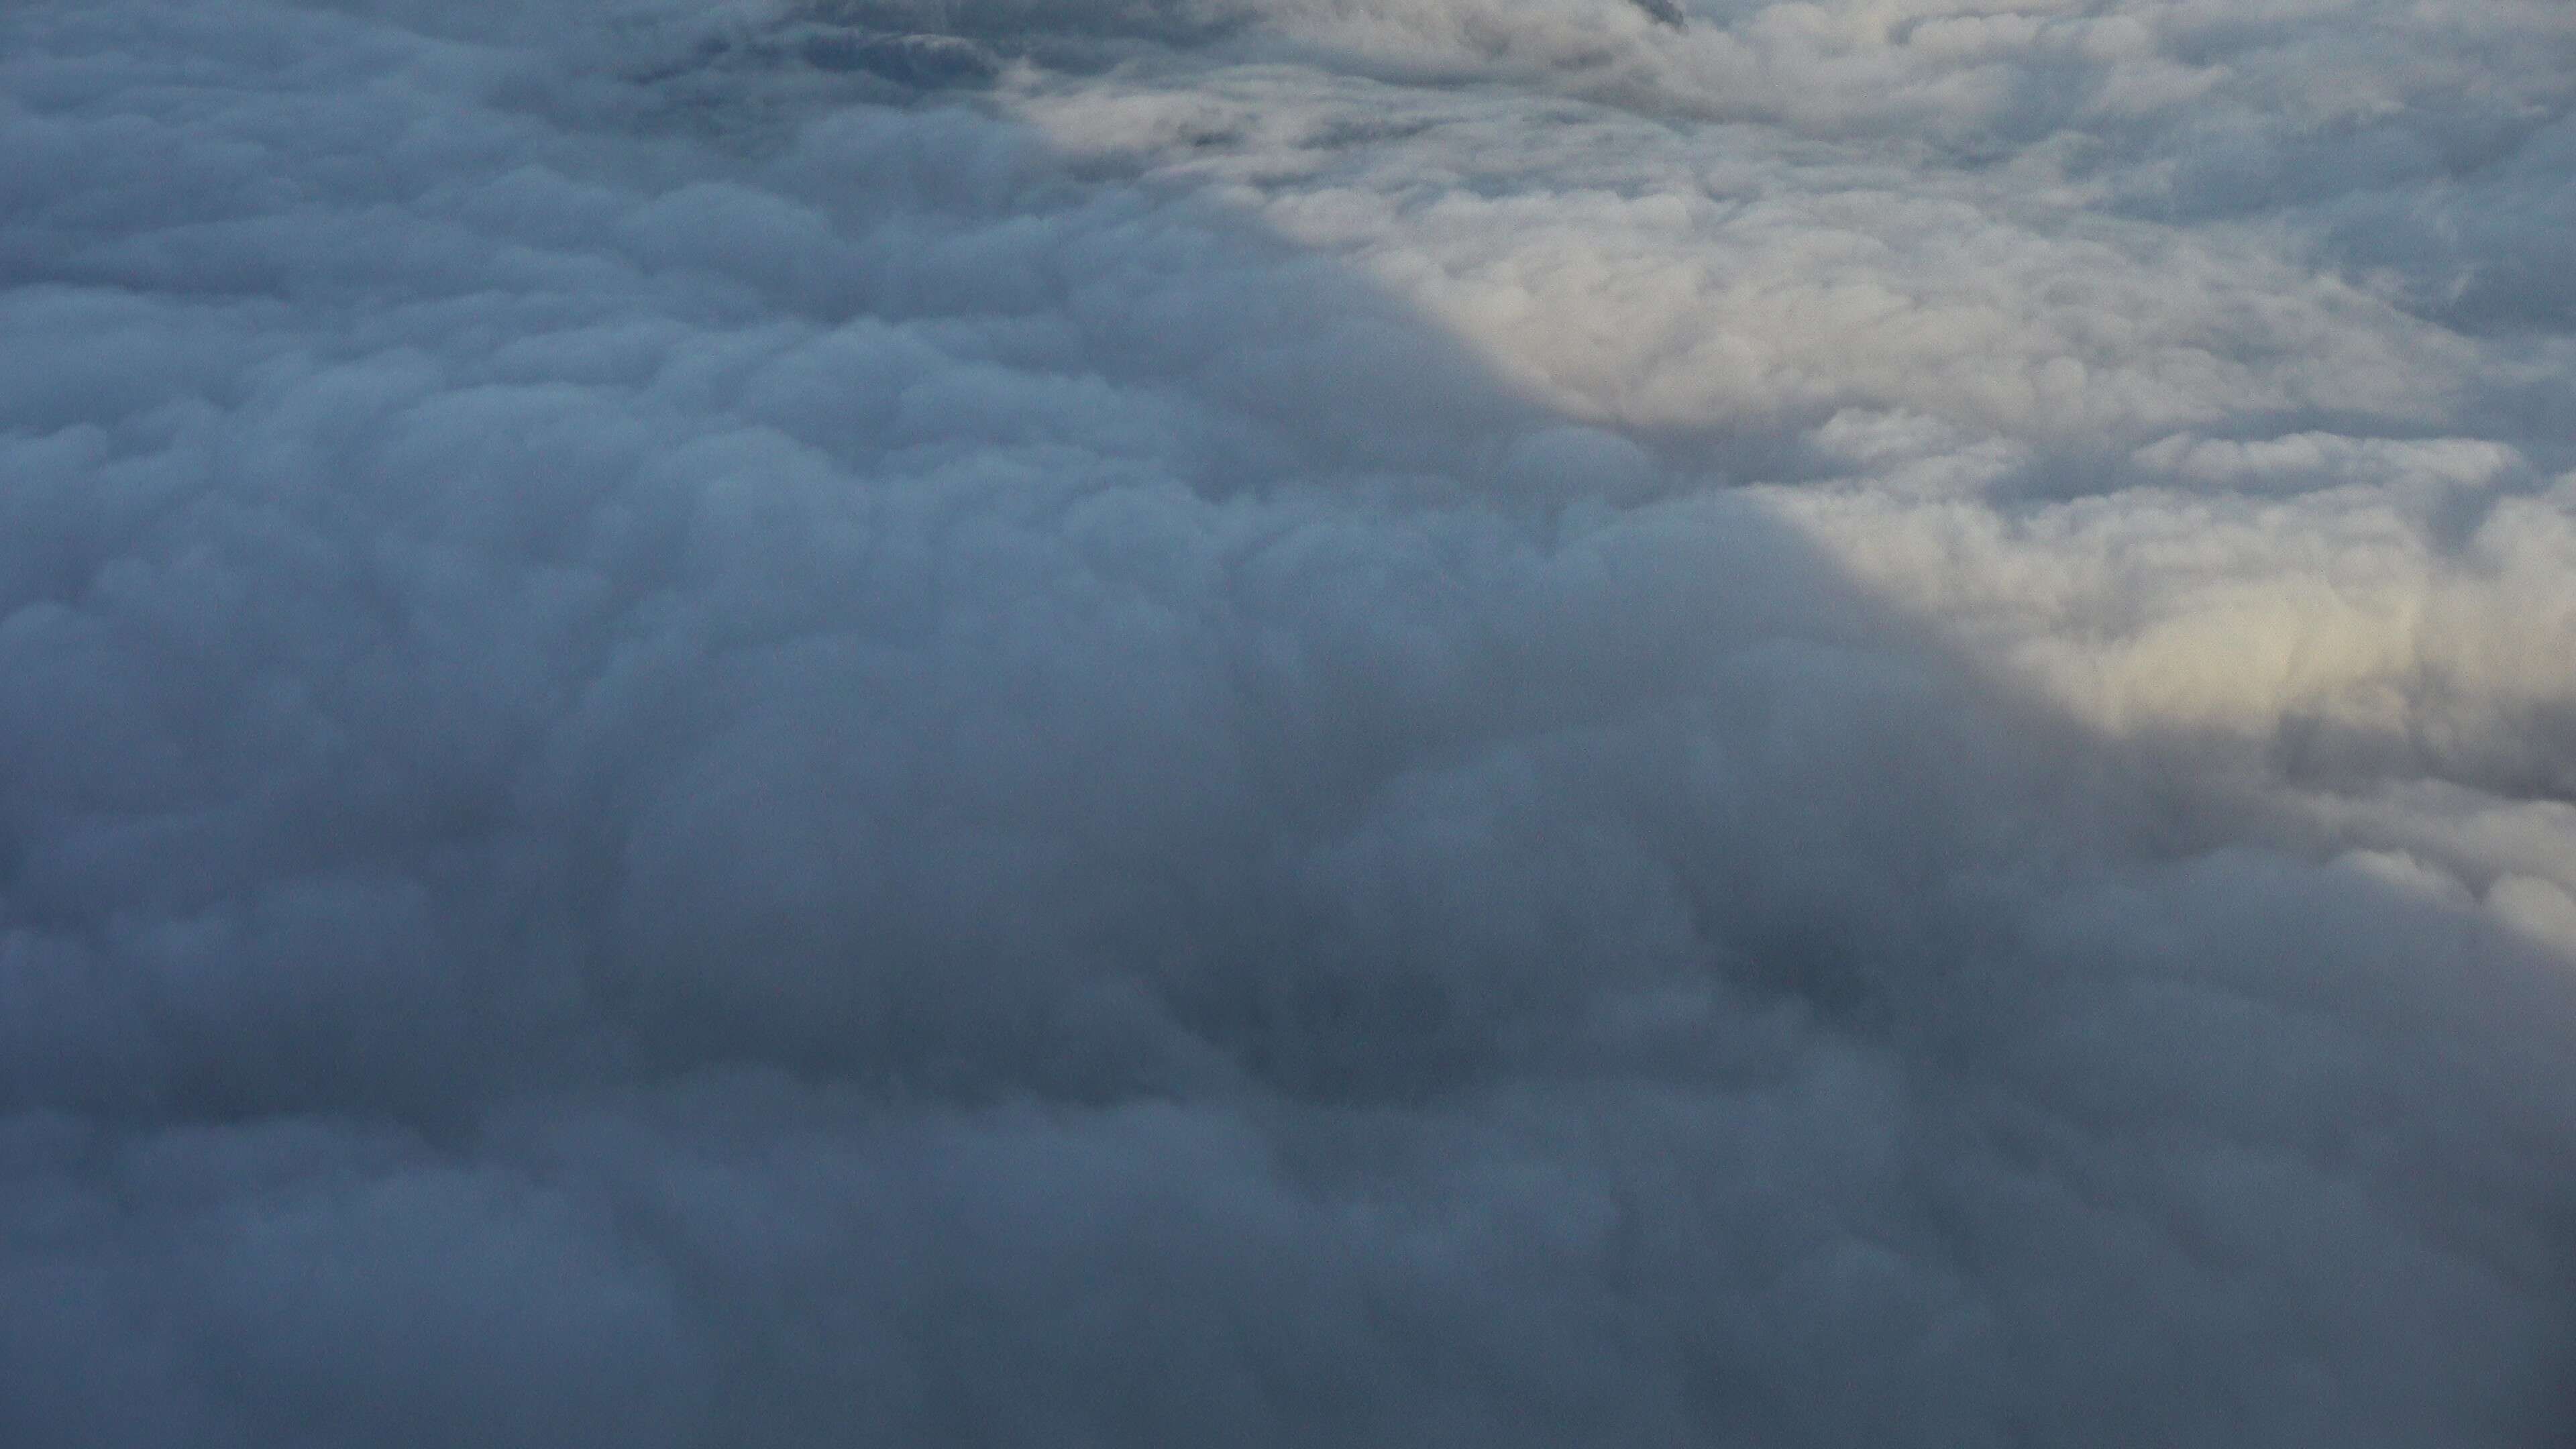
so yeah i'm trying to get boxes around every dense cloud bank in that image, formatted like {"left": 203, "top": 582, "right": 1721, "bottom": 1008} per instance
{"left": 5, "top": 1, "right": 2575, "bottom": 1444}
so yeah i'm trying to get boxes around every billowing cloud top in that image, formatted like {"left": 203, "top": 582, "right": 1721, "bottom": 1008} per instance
{"left": 4, "top": 0, "right": 2575, "bottom": 1444}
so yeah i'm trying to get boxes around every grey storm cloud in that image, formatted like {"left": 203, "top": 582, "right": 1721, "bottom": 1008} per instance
{"left": 3, "top": 0, "right": 2576, "bottom": 1445}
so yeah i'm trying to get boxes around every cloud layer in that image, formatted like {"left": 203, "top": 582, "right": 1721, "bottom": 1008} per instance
{"left": 3, "top": 1, "right": 2574, "bottom": 1444}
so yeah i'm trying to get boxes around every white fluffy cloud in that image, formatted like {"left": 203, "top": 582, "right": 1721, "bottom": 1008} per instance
{"left": 3, "top": 0, "right": 2573, "bottom": 1444}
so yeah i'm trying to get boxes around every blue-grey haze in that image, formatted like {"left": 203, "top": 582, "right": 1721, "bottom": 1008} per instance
{"left": 3, "top": 1, "right": 2575, "bottom": 1444}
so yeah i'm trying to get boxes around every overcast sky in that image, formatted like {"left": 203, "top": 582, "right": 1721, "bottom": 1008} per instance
{"left": 4, "top": 1, "right": 2575, "bottom": 1444}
